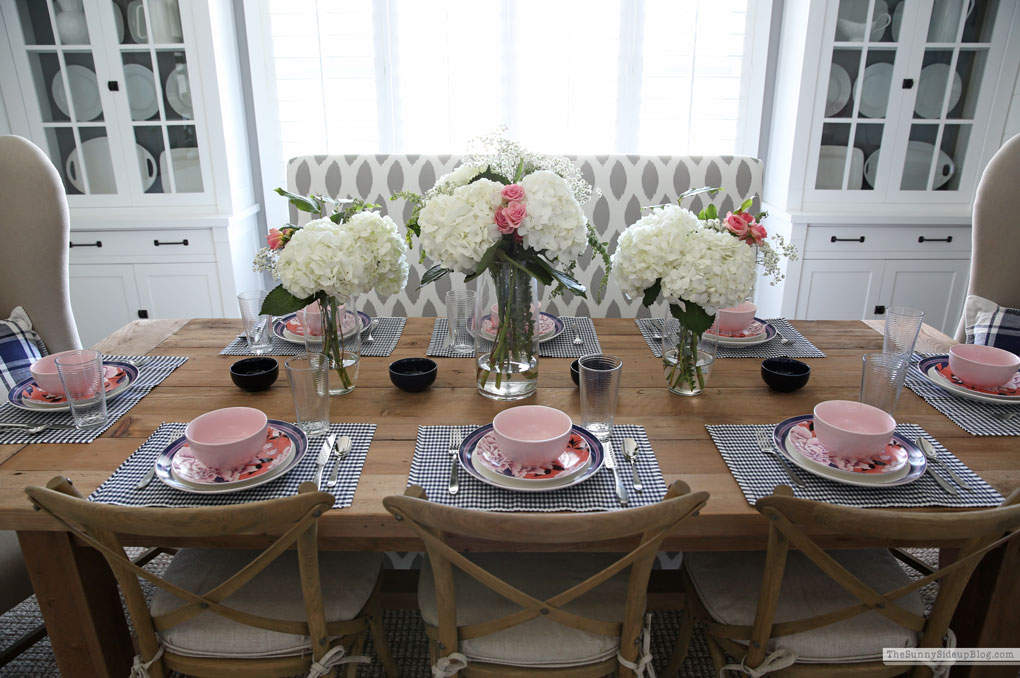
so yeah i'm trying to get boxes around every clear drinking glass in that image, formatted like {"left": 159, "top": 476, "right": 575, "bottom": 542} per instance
{"left": 579, "top": 354, "right": 623, "bottom": 441}
{"left": 285, "top": 353, "right": 330, "bottom": 436}
{"left": 883, "top": 306, "right": 925, "bottom": 358}
{"left": 237, "top": 290, "right": 273, "bottom": 355}
{"left": 860, "top": 352, "right": 910, "bottom": 415}
{"left": 445, "top": 290, "right": 476, "bottom": 354}
{"left": 55, "top": 349, "right": 109, "bottom": 428}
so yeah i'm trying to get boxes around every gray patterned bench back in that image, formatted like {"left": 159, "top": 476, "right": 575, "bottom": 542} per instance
{"left": 287, "top": 154, "right": 763, "bottom": 317}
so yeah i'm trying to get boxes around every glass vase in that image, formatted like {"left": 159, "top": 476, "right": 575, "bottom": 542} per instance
{"left": 304, "top": 295, "right": 360, "bottom": 396}
{"left": 474, "top": 262, "right": 539, "bottom": 400}
{"left": 661, "top": 312, "right": 718, "bottom": 396}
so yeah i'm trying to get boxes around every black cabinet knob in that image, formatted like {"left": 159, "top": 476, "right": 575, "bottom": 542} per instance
{"left": 875, "top": 305, "right": 886, "bottom": 315}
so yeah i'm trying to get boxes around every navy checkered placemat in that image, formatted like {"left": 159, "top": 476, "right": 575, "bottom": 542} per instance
{"left": 904, "top": 353, "right": 1020, "bottom": 436}
{"left": 0, "top": 356, "right": 187, "bottom": 444}
{"left": 706, "top": 424, "right": 1002, "bottom": 508}
{"left": 427, "top": 317, "right": 600, "bottom": 358}
{"left": 88, "top": 422, "right": 375, "bottom": 508}
{"left": 220, "top": 318, "right": 405, "bottom": 357}
{"left": 408, "top": 424, "right": 667, "bottom": 511}
{"left": 636, "top": 318, "right": 825, "bottom": 359}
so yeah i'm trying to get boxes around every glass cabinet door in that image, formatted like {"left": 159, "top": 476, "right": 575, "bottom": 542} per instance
{"left": 815, "top": 0, "right": 898, "bottom": 192}
{"left": 899, "top": 0, "right": 998, "bottom": 193}
{"left": 8, "top": 0, "right": 121, "bottom": 195}
{"left": 115, "top": 0, "right": 203, "bottom": 194}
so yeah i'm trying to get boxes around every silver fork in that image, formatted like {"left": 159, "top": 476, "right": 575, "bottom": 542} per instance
{"left": 363, "top": 319, "right": 377, "bottom": 344}
{"left": 572, "top": 321, "right": 584, "bottom": 346}
{"left": 754, "top": 429, "right": 805, "bottom": 487}
{"left": 448, "top": 428, "right": 463, "bottom": 495}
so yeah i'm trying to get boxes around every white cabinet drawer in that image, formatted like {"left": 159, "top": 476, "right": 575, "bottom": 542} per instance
{"left": 804, "top": 225, "right": 971, "bottom": 256}
{"left": 68, "top": 229, "right": 216, "bottom": 260}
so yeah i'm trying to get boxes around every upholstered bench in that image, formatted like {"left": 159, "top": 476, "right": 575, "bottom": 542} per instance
{"left": 286, "top": 155, "right": 763, "bottom": 317}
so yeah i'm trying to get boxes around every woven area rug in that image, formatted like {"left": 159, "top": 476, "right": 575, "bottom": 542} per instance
{"left": 0, "top": 550, "right": 944, "bottom": 677}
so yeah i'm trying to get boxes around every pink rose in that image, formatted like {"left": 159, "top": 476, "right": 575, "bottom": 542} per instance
{"left": 737, "top": 211, "right": 754, "bottom": 225}
{"left": 267, "top": 228, "right": 285, "bottom": 250}
{"left": 502, "top": 184, "right": 525, "bottom": 202}
{"left": 495, "top": 207, "right": 516, "bottom": 234}
{"left": 725, "top": 212, "right": 748, "bottom": 238}
{"left": 748, "top": 223, "right": 767, "bottom": 243}
{"left": 504, "top": 200, "right": 527, "bottom": 228}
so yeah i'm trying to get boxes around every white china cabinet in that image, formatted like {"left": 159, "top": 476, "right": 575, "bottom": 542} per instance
{"left": 759, "top": 0, "right": 1020, "bottom": 334}
{"left": 0, "top": 0, "right": 260, "bottom": 346}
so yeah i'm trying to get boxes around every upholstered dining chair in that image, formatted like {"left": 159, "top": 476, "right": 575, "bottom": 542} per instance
{"left": 383, "top": 480, "right": 709, "bottom": 677}
{"left": 25, "top": 477, "right": 397, "bottom": 678}
{"left": 667, "top": 485, "right": 1020, "bottom": 678}
{"left": 955, "top": 132, "right": 1020, "bottom": 341}
{"left": 0, "top": 135, "right": 81, "bottom": 353}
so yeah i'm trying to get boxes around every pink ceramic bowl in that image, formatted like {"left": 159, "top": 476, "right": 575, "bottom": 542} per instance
{"left": 812, "top": 400, "right": 896, "bottom": 461}
{"left": 948, "top": 344, "right": 1020, "bottom": 388}
{"left": 185, "top": 407, "right": 268, "bottom": 470}
{"left": 297, "top": 301, "right": 357, "bottom": 337}
{"left": 30, "top": 350, "right": 78, "bottom": 395}
{"left": 716, "top": 301, "right": 757, "bottom": 333}
{"left": 491, "top": 405, "right": 573, "bottom": 467}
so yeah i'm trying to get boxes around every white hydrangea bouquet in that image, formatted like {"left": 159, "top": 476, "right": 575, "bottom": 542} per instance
{"left": 394, "top": 130, "right": 611, "bottom": 399}
{"left": 612, "top": 188, "right": 795, "bottom": 395}
{"left": 255, "top": 191, "right": 409, "bottom": 391}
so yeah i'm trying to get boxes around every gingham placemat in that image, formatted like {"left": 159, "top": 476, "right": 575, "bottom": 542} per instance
{"left": 88, "top": 422, "right": 375, "bottom": 508}
{"left": 427, "top": 317, "right": 600, "bottom": 358}
{"left": 706, "top": 424, "right": 1002, "bottom": 508}
{"left": 904, "top": 354, "right": 1020, "bottom": 436}
{"left": 0, "top": 356, "right": 188, "bottom": 444}
{"left": 636, "top": 318, "right": 826, "bottom": 359}
{"left": 408, "top": 424, "right": 667, "bottom": 511}
{"left": 220, "top": 318, "right": 406, "bottom": 357}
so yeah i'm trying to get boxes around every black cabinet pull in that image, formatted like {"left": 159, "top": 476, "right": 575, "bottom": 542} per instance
{"left": 107, "top": 81, "right": 119, "bottom": 91}
{"left": 153, "top": 239, "right": 189, "bottom": 246}
{"left": 830, "top": 236, "right": 865, "bottom": 243}
{"left": 918, "top": 236, "right": 952, "bottom": 243}
{"left": 902, "top": 78, "right": 914, "bottom": 89}
{"left": 69, "top": 240, "right": 102, "bottom": 248}
{"left": 138, "top": 310, "right": 149, "bottom": 319}
{"left": 875, "top": 305, "right": 886, "bottom": 315}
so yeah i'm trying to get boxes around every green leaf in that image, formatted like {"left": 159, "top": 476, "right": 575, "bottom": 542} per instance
{"left": 642, "top": 279, "right": 662, "bottom": 307}
{"left": 470, "top": 166, "right": 512, "bottom": 185}
{"left": 542, "top": 260, "right": 587, "bottom": 296}
{"left": 739, "top": 197, "right": 754, "bottom": 212}
{"left": 464, "top": 242, "right": 505, "bottom": 282}
{"left": 669, "top": 300, "right": 715, "bottom": 336}
{"left": 260, "top": 285, "right": 314, "bottom": 316}
{"left": 274, "top": 187, "right": 319, "bottom": 213}
{"left": 420, "top": 264, "right": 452, "bottom": 287}
{"left": 699, "top": 204, "right": 718, "bottom": 220}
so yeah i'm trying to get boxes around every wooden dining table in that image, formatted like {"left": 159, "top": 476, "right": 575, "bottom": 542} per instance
{"left": 0, "top": 318, "right": 1016, "bottom": 678}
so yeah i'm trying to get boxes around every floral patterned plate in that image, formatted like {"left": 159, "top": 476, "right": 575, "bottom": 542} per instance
{"left": 916, "top": 355, "right": 1020, "bottom": 405}
{"left": 274, "top": 310, "right": 371, "bottom": 345}
{"left": 154, "top": 420, "right": 308, "bottom": 494}
{"left": 7, "top": 362, "right": 138, "bottom": 412}
{"left": 476, "top": 312, "right": 565, "bottom": 344}
{"left": 708, "top": 318, "right": 778, "bottom": 346}
{"left": 459, "top": 423, "right": 603, "bottom": 492}
{"left": 772, "top": 415, "right": 926, "bottom": 488}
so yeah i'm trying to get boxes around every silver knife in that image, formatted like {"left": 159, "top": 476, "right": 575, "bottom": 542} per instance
{"left": 917, "top": 437, "right": 971, "bottom": 490}
{"left": 605, "top": 443, "right": 628, "bottom": 505}
{"left": 315, "top": 433, "right": 337, "bottom": 489}
{"left": 327, "top": 435, "right": 351, "bottom": 487}
{"left": 134, "top": 465, "right": 156, "bottom": 491}
{"left": 0, "top": 423, "right": 75, "bottom": 430}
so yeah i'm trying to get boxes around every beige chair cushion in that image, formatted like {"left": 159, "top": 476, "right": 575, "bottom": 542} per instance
{"left": 686, "top": 549, "right": 923, "bottom": 663}
{"left": 151, "top": 548, "right": 383, "bottom": 659}
{"left": 419, "top": 552, "right": 640, "bottom": 668}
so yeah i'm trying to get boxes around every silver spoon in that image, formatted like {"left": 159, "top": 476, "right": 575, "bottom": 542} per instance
{"left": 572, "top": 322, "right": 583, "bottom": 346}
{"left": 363, "top": 319, "right": 378, "bottom": 344}
{"left": 917, "top": 437, "right": 972, "bottom": 490}
{"left": 993, "top": 410, "right": 1017, "bottom": 423}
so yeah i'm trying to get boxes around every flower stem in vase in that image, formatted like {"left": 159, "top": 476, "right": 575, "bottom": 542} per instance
{"left": 319, "top": 295, "right": 359, "bottom": 396}
{"left": 662, "top": 307, "right": 715, "bottom": 396}
{"left": 475, "top": 262, "right": 539, "bottom": 400}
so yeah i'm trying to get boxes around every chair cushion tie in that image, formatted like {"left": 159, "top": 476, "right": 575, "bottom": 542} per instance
{"left": 431, "top": 651, "right": 469, "bottom": 677}
{"left": 129, "top": 646, "right": 164, "bottom": 678}
{"left": 719, "top": 647, "right": 797, "bottom": 677}
{"left": 930, "top": 628, "right": 958, "bottom": 678}
{"left": 306, "top": 645, "right": 369, "bottom": 678}
{"left": 617, "top": 612, "right": 657, "bottom": 677}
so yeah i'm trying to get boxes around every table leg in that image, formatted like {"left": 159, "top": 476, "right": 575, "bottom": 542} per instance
{"left": 17, "top": 530, "right": 133, "bottom": 678}
{"left": 944, "top": 540, "right": 1020, "bottom": 678}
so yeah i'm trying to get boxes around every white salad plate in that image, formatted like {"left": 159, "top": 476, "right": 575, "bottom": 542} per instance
{"left": 51, "top": 65, "right": 102, "bottom": 121}
{"left": 915, "top": 63, "right": 962, "bottom": 119}
{"left": 825, "top": 64, "right": 852, "bottom": 117}
{"left": 123, "top": 63, "right": 159, "bottom": 120}
{"left": 165, "top": 64, "right": 193, "bottom": 119}
{"left": 856, "top": 62, "right": 893, "bottom": 118}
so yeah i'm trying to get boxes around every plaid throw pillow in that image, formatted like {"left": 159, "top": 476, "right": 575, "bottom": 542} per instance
{"left": 0, "top": 307, "right": 47, "bottom": 397}
{"left": 964, "top": 294, "right": 1020, "bottom": 355}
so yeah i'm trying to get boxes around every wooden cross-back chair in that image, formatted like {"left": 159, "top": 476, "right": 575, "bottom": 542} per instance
{"left": 25, "top": 477, "right": 397, "bottom": 678}
{"left": 383, "top": 480, "right": 709, "bottom": 678}
{"left": 668, "top": 486, "right": 1020, "bottom": 678}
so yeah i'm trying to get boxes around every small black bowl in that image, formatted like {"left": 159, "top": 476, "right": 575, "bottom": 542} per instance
{"left": 230, "top": 357, "right": 279, "bottom": 392}
{"left": 389, "top": 357, "right": 438, "bottom": 392}
{"left": 761, "top": 357, "right": 811, "bottom": 393}
{"left": 570, "top": 359, "right": 580, "bottom": 387}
